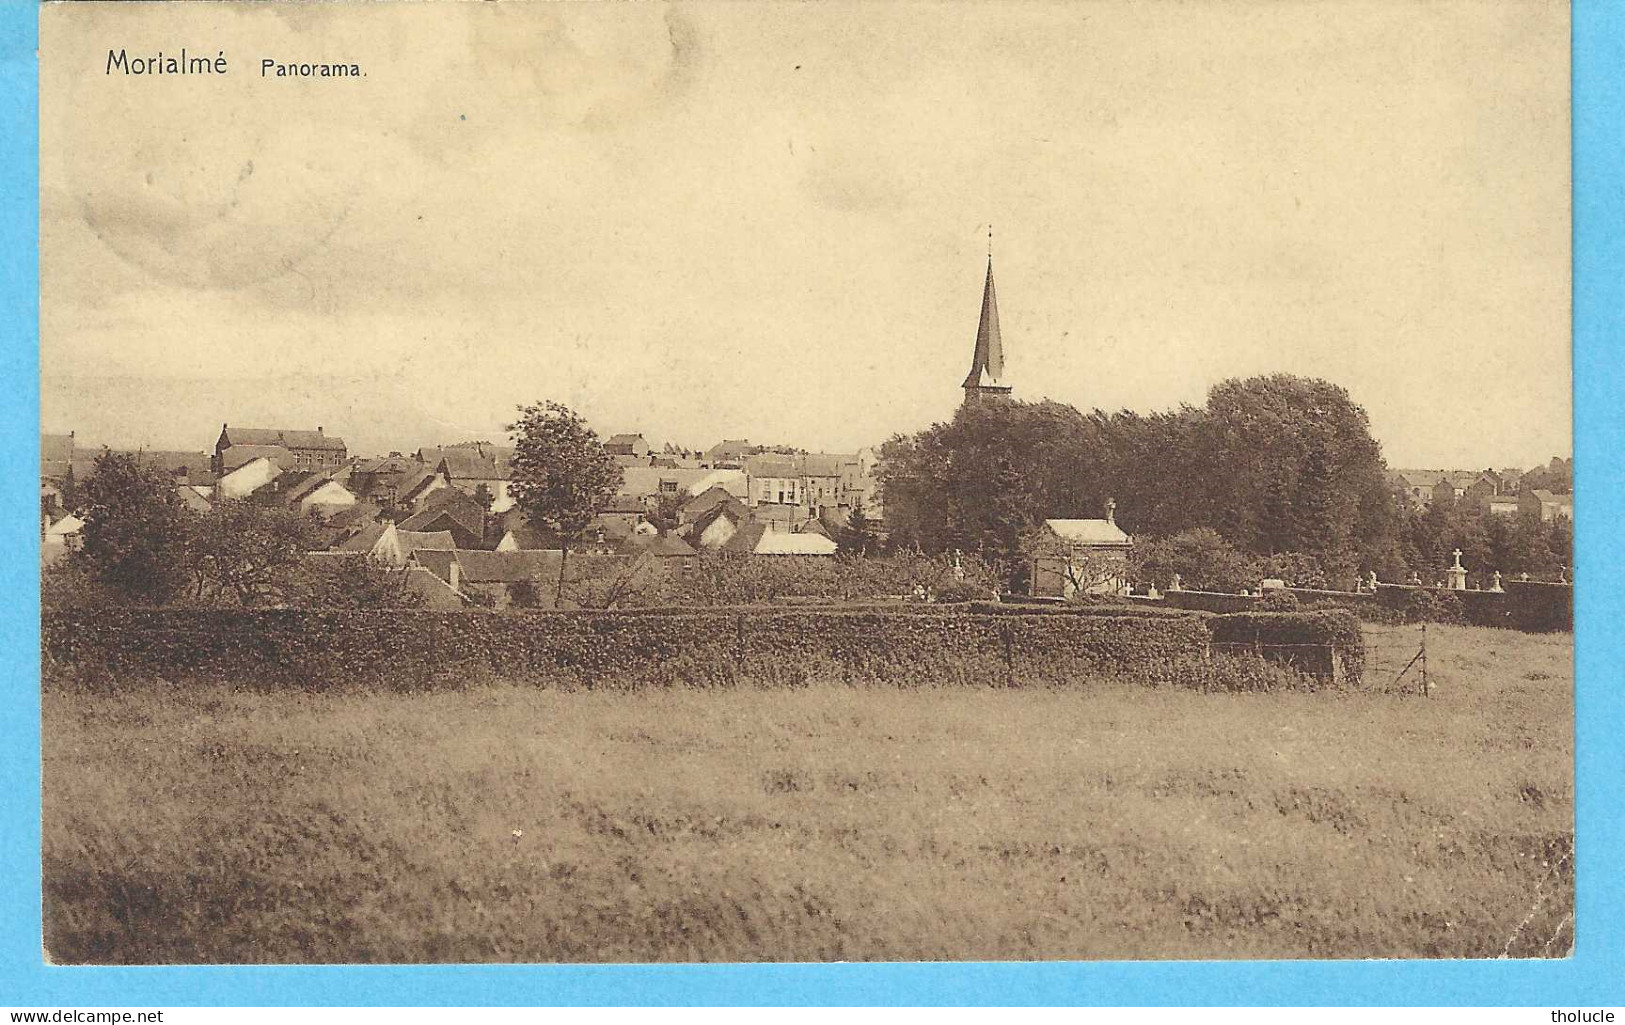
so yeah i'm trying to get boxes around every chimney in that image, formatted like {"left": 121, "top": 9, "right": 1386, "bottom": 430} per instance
{"left": 317, "top": 426, "right": 323, "bottom": 434}
{"left": 1105, "top": 498, "right": 1117, "bottom": 525}
{"left": 449, "top": 557, "right": 460, "bottom": 591}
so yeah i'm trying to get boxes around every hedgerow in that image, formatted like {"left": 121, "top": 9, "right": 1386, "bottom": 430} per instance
{"left": 42, "top": 605, "right": 1364, "bottom": 690}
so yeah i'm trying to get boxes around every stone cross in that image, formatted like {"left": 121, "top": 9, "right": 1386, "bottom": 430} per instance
{"left": 1452, "top": 549, "right": 1464, "bottom": 570}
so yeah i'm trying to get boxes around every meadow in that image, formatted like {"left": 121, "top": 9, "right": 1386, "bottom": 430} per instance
{"left": 41, "top": 622, "right": 1573, "bottom": 963}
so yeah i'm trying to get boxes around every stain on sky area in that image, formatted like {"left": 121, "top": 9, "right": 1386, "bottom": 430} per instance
{"left": 74, "top": 131, "right": 359, "bottom": 293}
{"left": 37, "top": 2, "right": 1571, "bottom": 466}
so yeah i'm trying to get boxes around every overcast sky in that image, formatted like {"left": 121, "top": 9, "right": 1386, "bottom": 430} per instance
{"left": 41, "top": 1, "right": 1570, "bottom": 469}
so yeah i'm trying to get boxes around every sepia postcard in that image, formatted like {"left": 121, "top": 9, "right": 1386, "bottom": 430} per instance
{"left": 36, "top": 0, "right": 1575, "bottom": 968}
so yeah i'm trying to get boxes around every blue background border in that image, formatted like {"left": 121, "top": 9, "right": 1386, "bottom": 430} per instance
{"left": 2, "top": 0, "right": 1619, "bottom": 1006}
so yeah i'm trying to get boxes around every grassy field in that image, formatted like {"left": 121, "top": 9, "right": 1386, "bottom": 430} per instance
{"left": 41, "top": 622, "right": 1573, "bottom": 963}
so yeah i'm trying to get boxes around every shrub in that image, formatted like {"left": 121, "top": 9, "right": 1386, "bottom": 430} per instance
{"left": 1181, "top": 653, "right": 1321, "bottom": 693}
{"left": 1257, "top": 589, "right": 1301, "bottom": 612}
{"left": 1402, "top": 589, "right": 1465, "bottom": 625}
{"left": 933, "top": 580, "right": 991, "bottom": 604}
{"left": 41, "top": 606, "right": 1216, "bottom": 691}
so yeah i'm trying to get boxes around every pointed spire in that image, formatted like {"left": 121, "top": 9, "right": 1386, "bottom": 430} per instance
{"left": 961, "top": 254, "right": 1006, "bottom": 390}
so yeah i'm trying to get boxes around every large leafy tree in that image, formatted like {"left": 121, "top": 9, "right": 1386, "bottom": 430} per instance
{"left": 876, "top": 377, "right": 1394, "bottom": 589}
{"left": 186, "top": 502, "right": 316, "bottom": 606}
{"left": 507, "top": 401, "right": 624, "bottom": 604}
{"left": 73, "top": 450, "right": 193, "bottom": 604}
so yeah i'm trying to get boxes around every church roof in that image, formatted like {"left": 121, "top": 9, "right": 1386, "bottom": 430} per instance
{"left": 962, "top": 259, "right": 1007, "bottom": 390}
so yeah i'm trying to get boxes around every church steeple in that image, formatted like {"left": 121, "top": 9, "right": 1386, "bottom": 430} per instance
{"left": 961, "top": 240, "right": 1012, "bottom": 406}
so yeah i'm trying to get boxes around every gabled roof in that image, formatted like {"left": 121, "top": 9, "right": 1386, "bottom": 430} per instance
{"left": 437, "top": 448, "right": 507, "bottom": 481}
{"left": 424, "top": 442, "right": 512, "bottom": 481}
{"left": 1044, "top": 518, "right": 1131, "bottom": 545}
{"left": 453, "top": 549, "right": 561, "bottom": 584}
{"left": 326, "top": 501, "right": 381, "bottom": 531}
{"left": 355, "top": 455, "right": 417, "bottom": 476}
{"left": 618, "top": 466, "right": 717, "bottom": 499}
{"left": 1391, "top": 469, "right": 1445, "bottom": 489}
{"left": 706, "top": 439, "right": 751, "bottom": 460}
{"left": 222, "top": 445, "right": 295, "bottom": 472}
{"left": 621, "top": 532, "right": 698, "bottom": 558}
{"left": 396, "top": 529, "right": 455, "bottom": 552}
{"left": 686, "top": 500, "right": 748, "bottom": 546}
{"left": 222, "top": 427, "right": 346, "bottom": 451}
{"left": 336, "top": 522, "right": 389, "bottom": 553}
{"left": 752, "top": 529, "right": 839, "bottom": 555}
{"left": 283, "top": 471, "right": 347, "bottom": 505}
{"left": 409, "top": 549, "right": 458, "bottom": 583}
{"left": 801, "top": 453, "right": 852, "bottom": 478}
{"left": 721, "top": 521, "right": 768, "bottom": 554}
{"left": 395, "top": 465, "right": 441, "bottom": 497}
{"left": 45, "top": 513, "right": 84, "bottom": 537}
{"left": 397, "top": 493, "right": 484, "bottom": 538}
{"left": 745, "top": 456, "right": 801, "bottom": 478}
{"left": 682, "top": 485, "right": 748, "bottom": 519}
{"left": 175, "top": 486, "right": 213, "bottom": 513}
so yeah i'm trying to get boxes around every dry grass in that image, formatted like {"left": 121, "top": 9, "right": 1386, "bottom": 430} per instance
{"left": 42, "top": 622, "right": 1572, "bottom": 963}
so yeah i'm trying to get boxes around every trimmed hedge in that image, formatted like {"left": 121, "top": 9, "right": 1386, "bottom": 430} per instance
{"left": 43, "top": 608, "right": 1212, "bottom": 691}
{"left": 41, "top": 606, "right": 1363, "bottom": 690}
{"left": 1373, "top": 583, "right": 1573, "bottom": 633}
{"left": 1160, "top": 590, "right": 1261, "bottom": 614}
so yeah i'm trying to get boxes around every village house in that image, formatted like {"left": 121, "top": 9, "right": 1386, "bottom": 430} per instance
{"left": 174, "top": 485, "right": 212, "bottom": 514}
{"left": 721, "top": 519, "right": 840, "bottom": 557}
{"left": 604, "top": 433, "right": 652, "bottom": 459}
{"left": 284, "top": 473, "right": 360, "bottom": 519}
{"left": 1390, "top": 470, "right": 1443, "bottom": 510}
{"left": 335, "top": 520, "right": 455, "bottom": 567}
{"left": 684, "top": 495, "right": 750, "bottom": 551}
{"left": 394, "top": 487, "right": 489, "bottom": 549}
{"left": 1029, "top": 502, "right": 1134, "bottom": 598}
{"left": 620, "top": 532, "right": 700, "bottom": 578}
{"left": 704, "top": 439, "right": 753, "bottom": 468}
{"left": 412, "top": 548, "right": 562, "bottom": 608}
{"left": 617, "top": 466, "right": 744, "bottom": 507}
{"left": 348, "top": 455, "right": 428, "bottom": 509}
{"left": 747, "top": 456, "right": 805, "bottom": 508}
{"left": 1429, "top": 471, "right": 1482, "bottom": 508}
{"left": 419, "top": 442, "right": 514, "bottom": 513}
{"left": 214, "top": 425, "right": 347, "bottom": 476}
{"left": 1520, "top": 489, "right": 1574, "bottom": 523}
{"left": 214, "top": 455, "right": 284, "bottom": 501}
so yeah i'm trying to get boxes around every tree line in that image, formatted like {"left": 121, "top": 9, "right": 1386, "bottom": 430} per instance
{"left": 875, "top": 374, "right": 1571, "bottom": 591}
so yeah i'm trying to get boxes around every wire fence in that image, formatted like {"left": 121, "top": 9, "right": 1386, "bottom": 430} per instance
{"left": 1208, "top": 623, "right": 1429, "bottom": 694}
{"left": 1359, "top": 621, "right": 1429, "bottom": 696}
